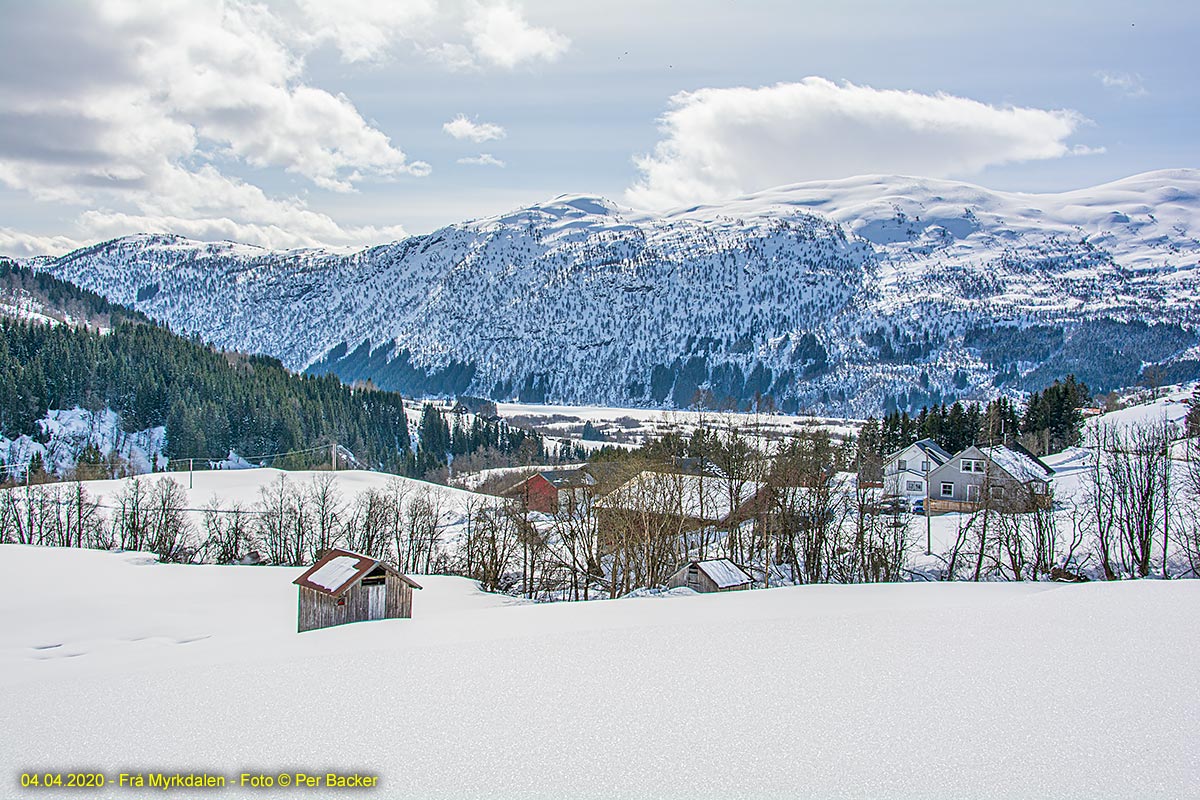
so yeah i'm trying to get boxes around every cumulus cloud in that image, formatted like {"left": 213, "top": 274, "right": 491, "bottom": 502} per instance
{"left": 0, "top": 0, "right": 436, "bottom": 255}
{"left": 626, "top": 77, "right": 1094, "bottom": 209}
{"left": 465, "top": 1, "right": 569, "bottom": 68}
{"left": 456, "top": 153, "right": 505, "bottom": 167}
{"left": 443, "top": 115, "right": 507, "bottom": 143}
{"left": 1097, "top": 70, "right": 1147, "bottom": 97}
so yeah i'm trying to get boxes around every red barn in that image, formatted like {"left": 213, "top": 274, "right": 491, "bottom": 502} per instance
{"left": 503, "top": 469, "right": 595, "bottom": 515}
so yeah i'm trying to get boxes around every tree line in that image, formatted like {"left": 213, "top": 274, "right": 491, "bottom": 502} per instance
{"left": 860, "top": 375, "right": 1091, "bottom": 461}
{"left": 0, "top": 259, "right": 580, "bottom": 480}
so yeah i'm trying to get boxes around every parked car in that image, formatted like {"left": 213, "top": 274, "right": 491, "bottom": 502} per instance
{"left": 870, "top": 497, "right": 910, "bottom": 515}
{"left": 912, "top": 499, "right": 925, "bottom": 516}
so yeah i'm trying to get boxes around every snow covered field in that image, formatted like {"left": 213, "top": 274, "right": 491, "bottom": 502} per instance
{"left": 2, "top": 545, "right": 1197, "bottom": 799}
{"left": 494, "top": 400, "right": 861, "bottom": 449}
{"left": 57, "top": 467, "right": 496, "bottom": 544}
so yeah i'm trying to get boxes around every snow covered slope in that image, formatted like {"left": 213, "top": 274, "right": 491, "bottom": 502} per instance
{"left": 28, "top": 171, "right": 1200, "bottom": 414}
{"left": 2, "top": 545, "right": 1197, "bottom": 798}
{"left": 54, "top": 467, "right": 499, "bottom": 557}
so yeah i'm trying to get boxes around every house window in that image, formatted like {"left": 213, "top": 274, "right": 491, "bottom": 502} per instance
{"left": 961, "top": 459, "right": 986, "bottom": 473}
{"left": 990, "top": 485, "right": 1005, "bottom": 499}
{"left": 940, "top": 482, "right": 954, "bottom": 498}
{"left": 906, "top": 481, "right": 923, "bottom": 492}
{"left": 966, "top": 484, "right": 980, "bottom": 502}
{"left": 921, "top": 460, "right": 929, "bottom": 471}
{"left": 898, "top": 459, "right": 907, "bottom": 471}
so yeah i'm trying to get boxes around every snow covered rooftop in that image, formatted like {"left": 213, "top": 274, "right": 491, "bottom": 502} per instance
{"left": 696, "top": 559, "right": 753, "bottom": 589}
{"left": 979, "top": 445, "right": 1054, "bottom": 484}
{"left": 293, "top": 548, "right": 422, "bottom": 597}
{"left": 306, "top": 556, "right": 366, "bottom": 593}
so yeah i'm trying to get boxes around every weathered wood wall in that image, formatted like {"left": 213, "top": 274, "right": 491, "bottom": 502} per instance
{"left": 298, "top": 573, "right": 414, "bottom": 632}
{"left": 384, "top": 573, "right": 413, "bottom": 619}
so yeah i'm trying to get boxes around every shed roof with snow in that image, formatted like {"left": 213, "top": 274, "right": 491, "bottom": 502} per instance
{"left": 666, "top": 558, "right": 754, "bottom": 593}
{"left": 294, "top": 548, "right": 423, "bottom": 597}
{"left": 293, "top": 548, "right": 422, "bottom": 632}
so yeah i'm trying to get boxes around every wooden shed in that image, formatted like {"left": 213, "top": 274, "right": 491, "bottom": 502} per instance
{"left": 665, "top": 559, "right": 753, "bottom": 593}
{"left": 293, "top": 548, "right": 423, "bottom": 633}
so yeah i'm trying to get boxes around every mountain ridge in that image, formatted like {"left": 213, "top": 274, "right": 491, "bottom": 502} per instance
{"left": 24, "top": 169, "right": 1200, "bottom": 415}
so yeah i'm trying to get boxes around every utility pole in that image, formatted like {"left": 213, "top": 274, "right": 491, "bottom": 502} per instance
{"left": 330, "top": 441, "right": 337, "bottom": 472}
{"left": 188, "top": 457, "right": 193, "bottom": 490}
{"left": 924, "top": 455, "right": 932, "bottom": 555}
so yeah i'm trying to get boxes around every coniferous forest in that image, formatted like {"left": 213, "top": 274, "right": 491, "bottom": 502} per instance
{"left": 0, "top": 260, "right": 555, "bottom": 477}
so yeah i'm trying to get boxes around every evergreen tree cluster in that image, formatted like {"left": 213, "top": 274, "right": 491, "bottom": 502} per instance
{"left": 861, "top": 376, "right": 1090, "bottom": 458}
{"left": 412, "top": 404, "right": 553, "bottom": 476}
{"left": 0, "top": 259, "right": 575, "bottom": 482}
{"left": 0, "top": 315, "right": 411, "bottom": 471}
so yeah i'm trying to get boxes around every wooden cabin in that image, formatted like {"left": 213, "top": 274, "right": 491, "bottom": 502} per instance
{"left": 293, "top": 548, "right": 423, "bottom": 633}
{"left": 666, "top": 559, "right": 753, "bottom": 593}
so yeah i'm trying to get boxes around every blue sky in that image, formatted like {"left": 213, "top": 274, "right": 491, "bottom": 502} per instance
{"left": 0, "top": 0, "right": 1195, "bottom": 255}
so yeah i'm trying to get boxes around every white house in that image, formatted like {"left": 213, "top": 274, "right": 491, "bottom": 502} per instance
{"left": 883, "top": 438, "right": 952, "bottom": 500}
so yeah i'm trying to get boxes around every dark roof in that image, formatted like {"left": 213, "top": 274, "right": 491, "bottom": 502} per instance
{"left": 504, "top": 468, "right": 596, "bottom": 494}
{"left": 293, "top": 548, "right": 422, "bottom": 597}
{"left": 539, "top": 468, "right": 595, "bottom": 488}
{"left": 885, "top": 438, "right": 952, "bottom": 465}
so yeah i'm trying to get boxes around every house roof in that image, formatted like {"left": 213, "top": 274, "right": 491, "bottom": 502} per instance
{"left": 539, "top": 469, "right": 596, "bottom": 489}
{"left": 693, "top": 558, "right": 753, "bottom": 588}
{"left": 293, "top": 548, "right": 422, "bottom": 597}
{"left": 503, "top": 468, "right": 596, "bottom": 495}
{"left": 978, "top": 445, "right": 1054, "bottom": 483}
{"left": 596, "top": 470, "right": 762, "bottom": 522}
{"left": 885, "top": 438, "right": 952, "bottom": 465}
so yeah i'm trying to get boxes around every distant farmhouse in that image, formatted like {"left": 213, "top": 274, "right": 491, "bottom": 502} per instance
{"left": 594, "top": 469, "right": 763, "bottom": 548}
{"left": 666, "top": 559, "right": 753, "bottom": 593}
{"left": 503, "top": 468, "right": 597, "bottom": 515}
{"left": 293, "top": 548, "right": 422, "bottom": 633}
{"left": 883, "top": 438, "right": 952, "bottom": 501}
{"left": 926, "top": 444, "right": 1054, "bottom": 513}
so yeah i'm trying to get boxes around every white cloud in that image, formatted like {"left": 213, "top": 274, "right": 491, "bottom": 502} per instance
{"left": 0, "top": 0, "right": 431, "bottom": 254}
{"left": 294, "top": 0, "right": 436, "bottom": 63}
{"left": 1097, "top": 70, "right": 1147, "bottom": 97}
{"left": 443, "top": 115, "right": 507, "bottom": 143}
{"left": 626, "top": 77, "right": 1093, "bottom": 209}
{"left": 465, "top": 1, "right": 569, "bottom": 68}
{"left": 457, "top": 153, "right": 505, "bottom": 167}
{"left": 0, "top": 228, "right": 87, "bottom": 259}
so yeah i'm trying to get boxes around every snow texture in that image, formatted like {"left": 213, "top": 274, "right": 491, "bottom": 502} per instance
{"left": 1, "top": 545, "right": 1197, "bottom": 799}
{"left": 0, "top": 407, "right": 166, "bottom": 478}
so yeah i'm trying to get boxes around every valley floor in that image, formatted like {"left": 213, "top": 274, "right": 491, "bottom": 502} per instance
{"left": 1, "top": 545, "right": 1197, "bottom": 799}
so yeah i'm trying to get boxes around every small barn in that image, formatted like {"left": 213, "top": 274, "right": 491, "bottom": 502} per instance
{"left": 666, "top": 559, "right": 753, "bottom": 593}
{"left": 503, "top": 468, "right": 596, "bottom": 515}
{"left": 293, "top": 548, "right": 423, "bottom": 633}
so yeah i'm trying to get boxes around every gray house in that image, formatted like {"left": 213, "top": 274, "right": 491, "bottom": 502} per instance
{"left": 926, "top": 444, "right": 1054, "bottom": 513}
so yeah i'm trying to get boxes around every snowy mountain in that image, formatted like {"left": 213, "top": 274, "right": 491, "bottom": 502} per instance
{"left": 27, "top": 170, "right": 1200, "bottom": 414}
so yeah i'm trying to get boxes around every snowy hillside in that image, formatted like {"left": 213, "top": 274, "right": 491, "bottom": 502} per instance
{"left": 0, "top": 407, "right": 166, "bottom": 477}
{"left": 50, "top": 467, "right": 499, "bottom": 558}
{"left": 2, "top": 544, "right": 1197, "bottom": 798}
{"left": 27, "top": 170, "right": 1200, "bottom": 415}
